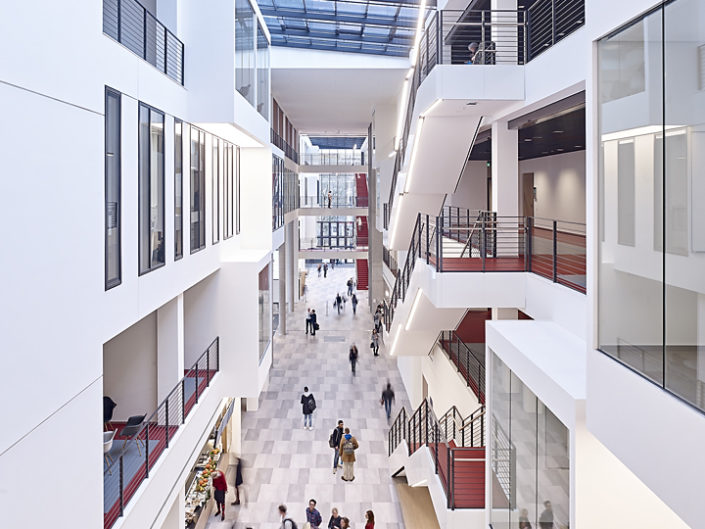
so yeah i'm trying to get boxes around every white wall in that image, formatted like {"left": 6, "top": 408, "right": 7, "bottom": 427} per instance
{"left": 103, "top": 312, "right": 159, "bottom": 422}
{"left": 446, "top": 160, "right": 488, "bottom": 211}
{"left": 519, "top": 151, "right": 586, "bottom": 223}
{"left": 422, "top": 344, "right": 481, "bottom": 418}
{"left": 184, "top": 272, "right": 220, "bottom": 367}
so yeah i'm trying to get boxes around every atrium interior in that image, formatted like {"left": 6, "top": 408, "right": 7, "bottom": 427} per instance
{"left": 2, "top": 0, "right": 705, "bottom": 528}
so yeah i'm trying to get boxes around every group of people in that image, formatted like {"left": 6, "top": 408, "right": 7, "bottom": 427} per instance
{"left": 317, "top": 260, "right": 341, "bottom": 278}
{"left": 305, "top": 309, "right": 319, "bottom": 336}
{"left": 278, "top": 502, "right": 376, "bottom": 529}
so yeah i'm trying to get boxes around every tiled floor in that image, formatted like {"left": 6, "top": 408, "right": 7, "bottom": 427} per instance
{"left": 206, "top": 264, "right": 410, "bottom": 529}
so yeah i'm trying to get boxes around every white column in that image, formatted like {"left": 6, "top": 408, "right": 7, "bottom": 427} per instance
{"left": 491, "top": 120, "right": 519, "bottom": 217}
{"left": 287, "top": 220, "right": 297, "bottom": 309}
{"left": 157, "top": 294, "right": 184, "bottom": 403}
{"left": 278, "top": 243, "right": 287, "bottom": 334}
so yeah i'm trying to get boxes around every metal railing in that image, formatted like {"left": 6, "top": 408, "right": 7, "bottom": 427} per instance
{"left": 299, "top": 237, "right": 363, "bottom": 251}
{"left": 527, "top": 0, "right": 585, "bottom": 61}
{"left": 388, "top": 398, "right": 487, "bottom": 509}
{"left": 383, "top": 246, "right": 399, "bottom": 277}
{"left": 437, "top": 331, "right": 485, "bottom": 404}
{"left": 384, "top": 208, "right": 586, "bottom": 329}
{"left": 300, "top": 150, "right": 366, "bottom": 166}
{"left": 104, "top": 338, "right": 219, "bottom": 529}
{"left": 103, "top": 0, "right": 184, "bottom": 85}
{"left": 299, "top": 195, "right": 369, "bottom": 208}
{"left": 271, "top": 129, "right": 299, "bottom": 163}
{"left": 386, "top": 2, "right": 584, "bottom": 227}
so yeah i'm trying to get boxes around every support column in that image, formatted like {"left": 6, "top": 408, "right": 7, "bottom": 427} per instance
{"left": 491, "top": 120, "right": 519, "bottom": 217}
{"left": 368, "top": 169, "right": 385, "bottom": 313}
{"left": 157, "top": 294, "right": 184, "bottom": 403}
{"left": 278, "top": 243, "right": 287, "bottom": 334}
{"left": 286, "top": 220, "right": 297, "bottom": 308}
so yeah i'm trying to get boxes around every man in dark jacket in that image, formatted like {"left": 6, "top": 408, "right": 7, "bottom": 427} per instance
{"left": 330, "top": 420, "right": 344, "bottom": 474}
{"left": 310, "top": 309, "right": 318, "bottom": 336}
{"left": 301, "top": 387, "right": 316, "bottom": 430}
{"left": 349, "top": 344, "right": 358, "bottom": 376}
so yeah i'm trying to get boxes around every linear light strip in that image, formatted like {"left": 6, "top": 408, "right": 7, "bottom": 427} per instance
{"left": 405, "top": 289, "right": 424, "bottom": 331}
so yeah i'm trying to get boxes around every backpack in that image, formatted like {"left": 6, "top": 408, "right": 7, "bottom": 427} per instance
{"left": 328, "top": 430, "right": 338, "bottom": 448}
{"left": 306, "top": 395, "right": 316, "bottom": 414}
{"left": 283, "top": 518, "right": 298, "bottom": 529}
{"left": 342, "top": 438, "right": 355, "bottom": 455}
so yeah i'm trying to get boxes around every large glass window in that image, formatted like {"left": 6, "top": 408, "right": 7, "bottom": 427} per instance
{"left": 256, "top": 22, "right": 270, "bottom": 119}
{"left": 272, "top": 155, "right": 284, "bottom": 230}
{"left": 235, "top": 0, "right": 255, "bottom": 105}
{"left": 598, "top": 0, "right": 705, "bottom": 412}
{"left": 258, "top": 263, "right": 271, "bottom": 363}
{"left": 190, "top": 126, "right": 206, "bottom": 253}
{"left": 212, "top": 138, "right": 220, "bottom": 244}
{"left": 489, "top": 353, "right": 569, "bottom": 529}
{"left": 138, "top": 103, "right": 165, "bottom": 274}
{"left": 105, "top": 87, "right": 121, "bottom": 289}
{"left": 224, "top": 142, "right": 235, "bottom": 240}
{"left": 175, "top": 119, "right": 183, "bottom": 260}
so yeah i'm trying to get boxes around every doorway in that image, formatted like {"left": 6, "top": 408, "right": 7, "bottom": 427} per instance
{"left": 521, "top": 172, "right": 535, "bottom": 217}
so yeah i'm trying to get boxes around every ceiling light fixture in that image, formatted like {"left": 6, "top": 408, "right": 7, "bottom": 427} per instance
{"left": 410, "top": 0, "right": 429, "bottom": 66}
{"left": 390, "top": 325, "right": 403, "bottom": 356}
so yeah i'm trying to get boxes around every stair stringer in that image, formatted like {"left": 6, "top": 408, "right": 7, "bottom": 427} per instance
{"left": 389, "top": 442, "right": 486, "bottom": 529}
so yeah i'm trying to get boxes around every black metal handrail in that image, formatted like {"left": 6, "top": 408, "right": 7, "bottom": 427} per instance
{"left": 271, "top": 129, "right": 299, "bottom": 163}
{"left": 103, "top": 0, "right": 184, "bottom": 85}
{"left": 104, "top": 338, "right": 219, "bottom": 529}
{"left": 527, "top": 0, "right": 585, "bottom": 61}
{"left": 388, "top": 407, "right": 409, "bottom": 456}
{"left": 437, "top": 330, "right": 486, "bottom": 404}
{"left": 300, "top": 150, "right": 366, "bottom": 166}
{"left": 384, "top": 210, "right": 586, "bottom": 330}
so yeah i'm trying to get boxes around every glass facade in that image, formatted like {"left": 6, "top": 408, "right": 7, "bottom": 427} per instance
{"left": 174, "top": 119, "right": 183, "bottom": 260}
{"left": 236, "top": 0, "right": 255, "bottom": 105}
{"left": 316, "top": 218, "right": 356, "bottom": 248}
{"left": 256, "top": 22, "right": 270, "bottom": 120}
{"left": 190, "top": 126, "right": 206, "bottom": 253}
{"left": 138, "top": 103, "right": 165, "bottom": 274}
{"left": 212, "top": 138, "right": 220, "bottom": 244}
{"left": 490, "top": 352, "right": 569, "bottom": 529}
{"left": 105, "top": 88, "right": 121, "bottom": 289}
{"left": 272, "top": 155, "right": 284, "bottom": 231}
{"left": 258, "top": 263, "right": 271, "bottom": 363}
{"left": 597, "top": 0, "right": 705, "bottom": 412}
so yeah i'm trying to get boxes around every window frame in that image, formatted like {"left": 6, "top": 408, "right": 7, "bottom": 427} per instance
{"left": 174, "top": 118, "right": 184, "bottom": 260}
{"left": 105, "top": 86, "right": 122, "bottom": 290}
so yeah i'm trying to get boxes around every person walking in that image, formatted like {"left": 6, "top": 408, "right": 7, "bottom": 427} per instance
{"left": 373, "top": 309, "right": 381, "bottom": 334}
{"left": 329, "top": 420, "right": 345, "bottom": 474}
{"left": 351, "top": 293, "right": 358, "bottom": 315}
{"left": 306, "top": 308, "right": 312, "bottom": 334}
{"left": 301, "top": 386, "right": 316, "bottom": 430}
{"left": 346, "top": 278, "right": 353, "bottom": 296}
{"left": 327, "top": 190, "right": 332, "bottom": 208}
{"left": 306, "top": 499, "right": 323, "bottom": 529}
{"left": 323, "top": 263, "right": 328, "bottom": 278}
{"left": 539, "top": 501, "right": 553, "bottom": 529}
{"left": 335, "top": 293, "right": 343, "bottom": 315}
{"left": 317, "top": 263, "right": 322, "bottom": 277}
{"left": 364, "top": 510, "right": 375, "bottom": 529}
{"left": 328, "top": 508, "right": 342, "bottom": 529}
{"left": 371, "top": 328, "right": 380, "bottom": 356}
{"left": 310, "top": 310, "right": 318, "bottom": 336}
{"left": 381, "top": 382, "right": 395, "bottom": 423}
{"left": 278, "top": 505, "right": 295, "bottom": 529}
{"left": 211, "top": 469, "right": 227, "bottom": 521}
{"left": 519, "top": 508, "right": 532, "bottom": 529}
{"left": 349, "top": 344, "right": 358, "bottom": 377}
{"left": 339, "top": 428, "right": 359, "bottom": 481}
{"left": 230, "top": 456, "right": 244, "bottom": 506}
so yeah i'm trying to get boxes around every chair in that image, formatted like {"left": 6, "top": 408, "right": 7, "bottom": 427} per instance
{"left": 103, "top": 430, "right": 117, "bottom": 475}
{"left": 119, "top": 414, "right": 146, "bottom": 456}
{"left": 103, "top": 396, "right": 117, "bottom": 431}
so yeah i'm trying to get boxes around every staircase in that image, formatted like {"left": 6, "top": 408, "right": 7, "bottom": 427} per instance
{"left": 355, "top": 173, "right": 369, "bottom": 207}
{"left": 389, "top": 399, "right": 486, "bottom": 510}
{"left": 356, "top": 259, "right": 369, "bottom": 290}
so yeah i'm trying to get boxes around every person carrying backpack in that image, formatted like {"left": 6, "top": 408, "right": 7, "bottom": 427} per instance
{"left": 278, "top": 504, "right": 297, "bottom": 529}
{"left": 351, "top": 293, "right": 358, "bottom": 315}
{"left": 349, "top": 344, "right": 358, "bottom": 377}
{"left": 301, "top": 387, "right": 316, "bottom": 430}
{"left": 338, "top": 428, "right": 359, "bottom": 481}
{"left": 328, "top": 420, "right": 345, "bottom": 474}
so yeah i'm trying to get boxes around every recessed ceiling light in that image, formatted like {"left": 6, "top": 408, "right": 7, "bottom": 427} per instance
{"left": 524, "top": 138, "right": 532, "bottom": 142}
{"left": 556, "top": 148, "right": 565, "bottom": 151}
{"left": 553, "top": 130, "right": 564, "bottom": 134}
{"left": 574, "top": 145, "right": 583, "bottom": 148}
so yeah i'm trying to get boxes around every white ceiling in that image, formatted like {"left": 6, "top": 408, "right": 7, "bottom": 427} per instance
{"left": 270, "top": 46, "right": 410, "bottom": 134}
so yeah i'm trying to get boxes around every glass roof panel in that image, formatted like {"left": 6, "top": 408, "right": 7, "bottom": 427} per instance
{"left": 258, "top": 0, "right": 433, "bottom": 56}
